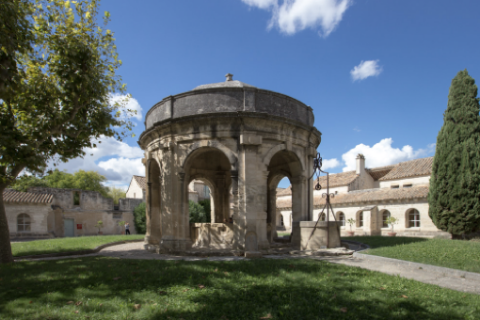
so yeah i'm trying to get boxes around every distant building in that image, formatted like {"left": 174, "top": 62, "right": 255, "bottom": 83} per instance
{"left": 126, "top": 175, "right": 210, "bottom": 203}
{"left": 5, "top": 187, "right": 141, "bottom": 239}
{"left": 277, "top": 155, "right": 451, "bottom": 238}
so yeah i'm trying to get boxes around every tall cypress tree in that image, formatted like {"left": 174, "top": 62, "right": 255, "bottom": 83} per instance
{"left": 428, "top": 70, "right": 480, "bottom": 236}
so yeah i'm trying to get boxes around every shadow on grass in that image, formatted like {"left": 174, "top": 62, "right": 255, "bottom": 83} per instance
{"left": 0, "top": 257, "right": 478, "bottom": 320}
{"left": 342, "top": 236, "right": 429, "bottom": 249}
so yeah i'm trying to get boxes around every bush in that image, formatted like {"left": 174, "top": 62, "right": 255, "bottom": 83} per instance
{"left": 133, "top": 202, "right": 146, "bottom": 234}
{"left": 198, "top": 199, "right": 211, "bottom": 223}
{"left": 189, "top": 200, "right": 207, "bottom": 223}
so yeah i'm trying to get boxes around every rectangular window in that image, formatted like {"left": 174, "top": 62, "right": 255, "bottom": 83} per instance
{"left": 403, "top": 184, "right": 412, "bottom": 188}
{"left": 73, "top": 191, "right": 80, "bottom": 206}
{"left": 391, "top": 185, "right": 399, "bottom": 189}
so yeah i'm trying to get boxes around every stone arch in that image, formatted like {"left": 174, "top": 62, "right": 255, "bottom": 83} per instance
{"left": 188, "top": 173, "right": 217, "bottom": 223}
{"left": 262, "top": 143, "right": 305, "bottom": 172}
{"left": 183, "top": 147, "right": 232, "bottom": 223}
{"left": 380, "top": 209, "right": 391, "bottom": 228}
{"left": 182, "top": 140, "right": 237, "bottom": 170}
{"left": 405, "top": 208, "right": 420, "bottom": 228}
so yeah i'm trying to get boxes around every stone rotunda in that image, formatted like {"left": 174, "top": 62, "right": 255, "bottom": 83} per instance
{"left": 138, "top": 74, "right": 324, "bottom": 256}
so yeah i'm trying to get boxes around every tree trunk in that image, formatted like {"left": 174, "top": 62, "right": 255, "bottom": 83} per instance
{"left": 0, "top": 186, "right": 14, "bottom": 264}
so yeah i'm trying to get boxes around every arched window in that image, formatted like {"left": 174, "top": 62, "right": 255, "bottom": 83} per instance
{"left": 357, "top": 211, "right": 363, "bottom": 228}
{"left": 408, "top": 209, "right": 420, "bottom": 228}
{"left": 337, "top": 212, "right": 345, "bottom": 226}
{"left": 17, "top": 214, "right": 31, "bottom": 232}
{"left": 382, "top": 210, "right": 391, "bottom": 228}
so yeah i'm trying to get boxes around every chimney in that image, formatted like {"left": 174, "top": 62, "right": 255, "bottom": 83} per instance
{"left": 356, "top": 154, "right": 365, "bottom": 175}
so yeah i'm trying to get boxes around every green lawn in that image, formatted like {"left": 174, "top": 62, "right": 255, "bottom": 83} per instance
{"left": 11, "top": 235, "right": 144, "bottom": 257}
{"left": 0, "top": 257, "right": 478, "bottom": 320}
{"left": 343, "top": 236, "right": 480, "bottom": 273}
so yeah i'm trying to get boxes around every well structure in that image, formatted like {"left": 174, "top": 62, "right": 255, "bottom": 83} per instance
{"left": 138, "top": 74, "right": 322, "bottom": 256}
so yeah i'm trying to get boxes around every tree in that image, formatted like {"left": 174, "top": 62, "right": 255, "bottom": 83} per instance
{"left": 107, "top": 186, "right": 126, "bottom": 204}
{"left": 11, "top": 169, "right": 109, "bottom": 197}
{"left": 0, "top": 0, "right": 135, "bottom": 264}
{"left": 133, "top": 202, "right": 146, "bottom": 234}
{"left": 428, "top": 70, "right": 480, "bottom": 237}
{"left": 189, "top": 200, "right": 207, "bottom": 223}
{"left": 198, "top": 199, "right": 211, "bottom": 223}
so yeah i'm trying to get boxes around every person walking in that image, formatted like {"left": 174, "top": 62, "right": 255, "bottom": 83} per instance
{"left": 125, "top": 222, "right": 131, "bottom": 235}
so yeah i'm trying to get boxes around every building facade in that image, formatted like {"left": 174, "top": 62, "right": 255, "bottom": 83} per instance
{"left": 277, "top": 155, "right": 451, "bottom": 238}
{"left": 5, "top": 187, "right": 141, "bottom": 239}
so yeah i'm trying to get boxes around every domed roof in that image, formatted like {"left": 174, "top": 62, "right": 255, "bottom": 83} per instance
{"left": 193, "top": 73, "right": 256, "bottom": 90}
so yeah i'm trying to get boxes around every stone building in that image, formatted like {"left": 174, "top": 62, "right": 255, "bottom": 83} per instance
{"left": 277, "top": 155, "right": 451, "bottom": 238}
{"left": 5, "top": 187, "right": 141, "bottom": 239}
{"left": 138, "top": 74, "right": 332, "bottom": 255}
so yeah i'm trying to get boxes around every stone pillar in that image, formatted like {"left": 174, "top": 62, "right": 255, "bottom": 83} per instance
{"left": 291, "top": 175, "right": 307, "bottom": 248}
{"left": 237, "top": 133, "right": 268, "bottom": 255}
{"left": 158, "top": 144, "right": 192, "bottom": 253}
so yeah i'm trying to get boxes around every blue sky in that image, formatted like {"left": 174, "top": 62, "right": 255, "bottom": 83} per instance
{"left": 51, "top": 0, "right": 480, "bottom": 189}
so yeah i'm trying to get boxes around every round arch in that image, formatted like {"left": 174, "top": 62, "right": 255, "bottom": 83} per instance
{"left": 182, "top": 140, "right": 237, "bottom": 170}
{"left": 262, "top": 144, "right": 305, "bottom": 172}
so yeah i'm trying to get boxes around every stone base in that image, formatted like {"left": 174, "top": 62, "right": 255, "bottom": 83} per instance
{"left": 244, "top": 251, "right": 262, "bottom": 258}
{"left": 144, "top": 243, "right": 158, "bottom": 252}
{"left": 158, "top": 239, "right": 193, "bottom": 253}
{"left": 293, "top": 221, "right": 342, "bottom": 250}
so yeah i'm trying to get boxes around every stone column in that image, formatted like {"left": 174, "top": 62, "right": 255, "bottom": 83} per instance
{"left": 237, "top": 133, "right": 268, "bottom": 256}
{"left": 158, "top": 143, "right": 192, "bottom": 253}
{"left": 291, "top": 175, "right": 307, "bottom": 248}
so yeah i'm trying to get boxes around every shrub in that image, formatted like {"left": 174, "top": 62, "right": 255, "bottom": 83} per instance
{"left": 189, "top": 200, "right": 207, "bottom": 223}
{"left": 133, "top": 202, "right": 146, "bottom": 234}
{"left": 198, "top": 199, "right": 211, "bottom": 223}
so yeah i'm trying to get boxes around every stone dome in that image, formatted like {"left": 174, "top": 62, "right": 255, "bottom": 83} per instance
{"left": 144, "top": 74, "right": 315, "bottom": 131}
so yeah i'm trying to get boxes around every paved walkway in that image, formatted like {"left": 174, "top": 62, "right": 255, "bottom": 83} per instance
{"left": 17, "top": 242, "right": 480, "bottom": 294}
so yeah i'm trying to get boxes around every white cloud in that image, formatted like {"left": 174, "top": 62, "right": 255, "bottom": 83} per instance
{"left": 47, "top": 136, "right": 144, "bottom": 188}
{"left": 350, "top": 60, "right": 382, "bottom": 81}
{"left": 322, "top": 158, "right": 340, "bottom": 170}
{"left": 109, "top": 93, "right": 143, "bottom": 120}
{"left": 241, "top": 0, "right": 352, "bottom": 37}
{"left": 341, "top": 138, "right": 435, "bottom": 171}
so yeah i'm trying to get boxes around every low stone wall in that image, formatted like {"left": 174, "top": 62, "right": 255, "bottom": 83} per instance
{"left": 190, "top": 223, "right": 235, "bottom": 249}
{"left": 292, "top": 221, "right": 342, "bottom": 250}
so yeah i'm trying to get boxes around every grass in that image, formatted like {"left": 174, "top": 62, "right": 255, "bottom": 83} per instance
{"left": 277, "top": 232, "right": 291, "bottom": 237}
{"left": 11, "top": 235, "right": 144, "bottom": 257}
{"left": 343, "top": 236, "right": 480, "bottom": 273}
{"left": 0, "top": 257, "right": 478, "bottom": 320}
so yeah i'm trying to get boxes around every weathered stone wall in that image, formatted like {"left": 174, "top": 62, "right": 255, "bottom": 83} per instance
{"left": 29, "top": 187, "right": 114, "bottom": 210}
{"left": 6, "top": 203, "right": 52, "bottom": 239}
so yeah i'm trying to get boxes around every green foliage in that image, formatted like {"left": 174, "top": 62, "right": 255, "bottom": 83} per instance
{"left": 189, "top": 200, "right": 207, "bottom": 223}
{"left": 428, "top": 70, "right": 480, "bottom": 236}
{"left": 198, "top": 199, "right": 211, "bottom": 223}
{"left": 133, "top": 202, "right": 146, "bottom": 234}
{"left": 347, "top": 218, "right": 356, "bottom": 231}
{"left": 0, "top": 0, "right": 136, "bottom": 187}
{"left": 385, "top": 216, "right": 399, "bottom": 232}
{"left": 11, "top": 169, "right": 109, "bottom": 196}
{"left": 94, "top": 220, "right": 103, "bottom": 232}
{"left": 107, "top": 186, "right": 126, "bottom": 204}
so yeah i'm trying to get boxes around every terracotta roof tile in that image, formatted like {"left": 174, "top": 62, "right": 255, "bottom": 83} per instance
{"left": 366, "top": 165, "right": 395, "bottom": 180}
{"left": 277, "top": 186, "right": 292, "bottom": 196}
{"left": 379, "top": 157, "right": 433, "bottom": 181}
{"left": 314, "top": 170, "right": 359, "bottom": 188}
{"left": 3, "top": 189, "right": 53, "bottom": 204}
{"left": 276, "top": 185, "right": 429, "bottom": 209}
{"left": 133, "top": 176, "right": 147, "bottom": 190}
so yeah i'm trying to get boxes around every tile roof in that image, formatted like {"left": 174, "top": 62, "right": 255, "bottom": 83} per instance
{"left": 314, "top": 170, "right": 358, "bottom": 188}
{"left": 276, "top": 185, "right": 429, "bottom": 209}
{"left": 277, "top": 186, "right": 292, "bottom": 196}
{"left": 3, "top": 189, "right": 53, "bottom": 204}
{"left": 133, "top": 176, "right": 147, "bottom": 190}
{"left": 379, "top": 157, "right": 433, "bottom": 181}
{"left": 366, "top": 165, "right": 395, "bottom": 180}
